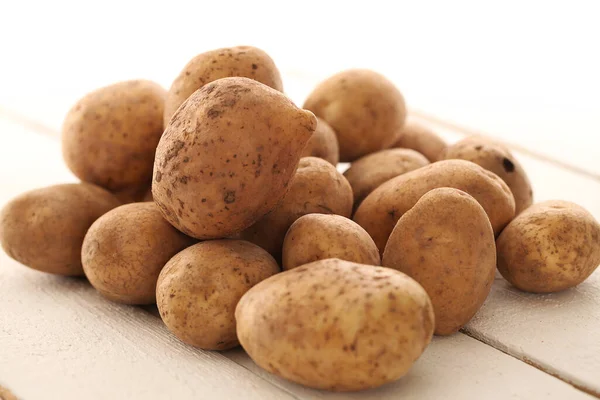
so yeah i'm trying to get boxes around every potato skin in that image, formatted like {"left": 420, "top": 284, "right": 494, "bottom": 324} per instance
{"left": 354, "top": 160, "right": 516, "bottom": 252}
{"left": 497, "top": 201, "right": 600, "bottom": 293}
{"left": 391, "top": 120, "right": 447, "bottom": 162}
{"left": 440, "top": 136, "right": 533, "bottom": 214}
{"left": 82, "top": 202, "right": 195, "bottom": 304}
{"left": 300, "top": 117, "right": 339, "bottom": 165}
{"left": 282, "top": 214, "right": 380, "bottom": 270}
{"left": 0, "top": 183, "right": 120, "bottom": 275}
{"left": 383, "top": 188, "right": 495, "bottom": 335}
{"left": 240, "top": 157, "right": 353, "bottom": 260}
{"left": 153, "top": 77, "right": 316, "bottom": 239}
{"left": 236, "top": 258, "right": 434, "bottom": 391}
{"left": 304, "top": 69, "right": 406, "bottom": 162}
{"left": 343, "top": 148, "right": 429, "bottom": 211}
{"left": 164, "top": 46, "right": 283, "bottom": 125}
{"left": 157, "top": 240, "right": 279, "bottom": 350}
{"left": 62, "top": 80, "right": 166, "bottom": 191}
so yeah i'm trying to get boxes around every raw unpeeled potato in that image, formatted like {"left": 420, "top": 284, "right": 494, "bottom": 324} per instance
{"left": 153, "top": 77, "right": 316, "bottom": 239}
{"left": 62, "top": 80, "right": 166, "bottom": 191}
{"left": 497, "top": 200, "right": 600, "bottom": 293}
{"left": 282, "top": 213, "right": 380, "bottom": 270}
{"left": 82, "top": 202, "right": 195, "bottom": 304}
{"left": 300, "top": 117, "right": 339, "bottom": 165}
{"left": 304, "top": 69, "right": 406, "bottom": 162}
{"left": 391, "top": 120, "right": 447, "bottom": 162}
{"left": 157, "top": 240, "right": 279, "bottom": 350}
{"left": 0, "top": 183, "right": 120, "bottom": 275}
{"left": 383, "top": 188, "right": 496, "bottom": 335}
{"left": 236, "top": 258, "right": 434, "bottom": 391}
{"left": 343, "top": 148, "right": 429, "bottom": 210}
{"left": 164, "top": 46, "right": 283, "bottom": 125}
{"left": 354, "top": 160, "right": 516, "bottom": 252}
{"left": 240, "top": 157, "right": 353, "bottom": 260}
{"left": 441, "top": 136, "right": 533, "bottom": 214}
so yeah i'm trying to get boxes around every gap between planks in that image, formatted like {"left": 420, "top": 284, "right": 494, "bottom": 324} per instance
{"left": 2, "top": 106, "right": 599, "bottom": 398}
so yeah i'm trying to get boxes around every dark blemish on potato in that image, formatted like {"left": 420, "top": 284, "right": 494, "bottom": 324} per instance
{"left": 178, "top": 199, "right": 185, "bottom": 209}
{"left": 252, "top": 63, "right": 258, "bottom": 70}
{"left": 162, "top": 140, "right": 185, "bottom": 166}
{"left": 169, "top": 293, "right": 175, "bottom": 298}
{"left": 388, "top": 209, "right": 396, "bottom": 219}
{"left": 166, "top": 189, "right": 172, "bottom": 198}
{"left": 475, "top": 145, "right": 483, "bottom": 150}
{"left": 155, "top": 171, "right": 162, "bottom": 182}
{"left": 502, "top": 157, "right": 515, "bottom": 173}
{"left": 207, "top": 108, "right": 221, "bottom": 119}
{"left": 201, "top": 198, "right": 207, "bottom": 203}
{"left": 226, "top": 159, "right": 230, "bottom": 163}
{"left": 179, "top": 176, "right": 188, "bottom": 184}
{"left": 183, "top": 157, "right": 190, "bottom": 163}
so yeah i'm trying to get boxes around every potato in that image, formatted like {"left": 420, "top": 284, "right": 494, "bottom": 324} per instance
{"left": 390, "top": 119, "right": 447, "bottom": 162}
{"left": 497, "top": 200, "right": 600, "bottom": 293}
{"left": 440, "top": 136, "right": 533, "bottom": 214}
{"left": 300, "top": 117, "right": 339, "bottom": 165}
{"left": 164, "top": 46, "right": 283, "bottom": 125}
{"left": 0, "top": 183, "right": 120, "bottom": 275}
{"left": 153, "top": 77, "right": 316, "bottom": 239}
{"left": 82, "top": 202, "right": 194, "bottom": 304}
{"left": 304, "top": 69, "right": 406, "bottom": 162}
{"left": 282, "top": 214, "right": 380, "bottom": 270}
{"left": 354, "top": 160, "right": 516, "bottom": 252}
{"left": 240, "top": 157, "right": 353, "bottom": 260}
{"left": 157, "top": 240, "right": 279, "bottom": 350}
{"left": 236, "top": 258, "right": 434, "bottom": 391}
{"left": 382, "top": 188, "right": 495, "bottom": 335}
{"left": 343, "top": 148, "right": 429, "bottom": 211}
{"left": 62, "top": 80, "right": 166, "bottom": 191}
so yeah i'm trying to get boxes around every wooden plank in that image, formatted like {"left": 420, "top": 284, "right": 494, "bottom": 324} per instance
{"left": 417, "top": 117, "right": 600, "bottom": 397}
{"left": 225, "top": 335, "right": 595, "bottom": 400}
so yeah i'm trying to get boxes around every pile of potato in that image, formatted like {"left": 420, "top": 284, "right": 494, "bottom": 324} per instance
{"left": 1, "top": 45, "right": 600, "bottom": 392}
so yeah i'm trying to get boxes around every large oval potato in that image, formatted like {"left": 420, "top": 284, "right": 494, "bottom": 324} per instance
{"left": 157, "top": 240, "right": 279, "bottom": 350}
{"left": 82, "top": 202, "right": 195, "bottom": 304}
{"left": 236, "top": 258, "right": 434, "bottom": 391}
{"left": 62, "top": 80, "right": 166, "bottom": 191}
{"left": 153, "top": 77, "right": 317, "bottom": 239}
{"left": 354, "top": 160, "right": 516, "bottom": 252}
{"left": 0, "top": 183, "right": 120, "bottom": 275}
{"left": 497, "top": 200, "right": 600, "bottom": 293}
{"left": 300, "top": 117, "right": 339, "bottom": 165}
{"left": 282, "top": 214, "right": 380, "bottom": 270}
{"left": 164, "top": 46, "right": 283, "bottom": 125}
{"left": 440, "top": 136, "right": 533, "bottom": 214}
{"left": 390, "top": 120, "right": 447, "bottom": 162}
{"left": 240, "top": 157, "right": 353, "bottom": 260}
{"left": 383, "top": 188, "right": 495, "bottom": 335}
{"left": 304, "top": 69, "right": 406, "bottom": 162}
{"left": 343, "top": 148, "right": 429, "bottom": 210}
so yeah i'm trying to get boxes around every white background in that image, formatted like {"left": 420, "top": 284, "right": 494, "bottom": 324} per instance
{"left": 0, "top": 0, "right": 599, "bottom": 171}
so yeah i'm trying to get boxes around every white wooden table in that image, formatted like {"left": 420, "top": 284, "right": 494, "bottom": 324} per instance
{"left": 1, "top": 4, "right": 600, "bottom": 395}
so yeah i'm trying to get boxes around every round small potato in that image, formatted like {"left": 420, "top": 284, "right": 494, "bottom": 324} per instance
{"left": 300, "top": 117, "right": 339, "bottom": 165}
{"left": 497, "top": 200, "right": 600, "bottom": 293}
{"left": 164, "top": 46, "right": 283, "bottom": 125}
{"left": 343, "top": 148, "right": 429, "bottom": 210}
{"left": 236, "top": 258, "right": 434, "bottom": 391}
{"left": 62, "top": 80, "right": 166, "bottom": 191}
{"left": 440, "top": 136, "right": 533, "bottom": 214}
{"left": 157, "top": 240, "right": 279, "bottom": 350}
{"left": 153, "top": 77, "right": 316, "bottom": 239}
{"left": 304, "top": 69, "right": 406, "bottom": 162}
{"left": 354, "top": 160, "right": 516, "bottom": 252}
{"left": 82, "top": 202, "right": 195, "bottom": 304}
{"left": 282, "top": 214, "right": 380, "bottom": 270}
{"left": 0, "top": 183, "right": 120, "bottom": 275}
{"left": 383, "top": 188, "right": 496, "bottom": 335}
{"left": 391, "top": 119, "right": 447, "bottom": 162}
{"left": 241, "top": 157, "right": 353, "bottom": 260}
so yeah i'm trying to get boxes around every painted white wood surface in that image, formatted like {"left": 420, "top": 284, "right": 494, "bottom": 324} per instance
{"left": 1, "top": 116, "right": 598, "bottom": 399}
